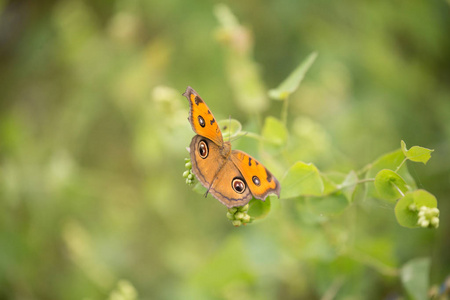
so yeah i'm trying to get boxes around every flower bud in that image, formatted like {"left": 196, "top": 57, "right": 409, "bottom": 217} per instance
{"left": 228, "top": 207, "right": 238, "bottom": 214}
{"left": 242, "top": 214, "right": 251, "bottom": 223}
{"left": 431, "top": 217, "right": 439, "bottom": 228}
{"left": 238, "top": 204, "right": 249, "bottom": 212}
{"left": 235, "top": 212, "right": 245, "bottom": 220}
{"left": 420, "top": 219, "right": 430, "bottom": 228}
{"left": 408, "top": 203, "right": 417, "bottom": 211}
{"left": 232, "top": 220, "right": 242, "bottom": 227}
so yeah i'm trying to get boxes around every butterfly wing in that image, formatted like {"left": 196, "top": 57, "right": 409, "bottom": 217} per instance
{"left": 230, "top": 150, "right": 281, "bottom": 201}
{"left": 209, "top": 159, "right": 254, "bottom": 208}
{"left": 190, "top": 135, "right": 253, "bottom": 208}
{"left": 183, "top": 86, "right": 223, "bottom": 146}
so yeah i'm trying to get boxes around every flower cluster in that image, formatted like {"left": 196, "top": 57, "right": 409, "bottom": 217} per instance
{"left": 183, "top": 158, "right": 195, "bottom": 185}
{"left": 417, "top": 206, "right": 440, "bottom": 228}
{"left": 227, "top": 204, "right": 252, "bottom": 227}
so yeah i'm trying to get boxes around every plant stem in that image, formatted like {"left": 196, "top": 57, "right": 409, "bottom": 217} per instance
{"left": 281, "top": 96, "right": 289, "bottom": 126}
{"left": 243, "top": 131, "right": 279, "bottom": 145}
{"left": 392, "top": 183, "right": 405, "bottom": 197}
{"left": 337, "top": 178, "right": 375, "bottom": 190}
{"left": 394, "top": 158, "right": 408, "bottom": 173}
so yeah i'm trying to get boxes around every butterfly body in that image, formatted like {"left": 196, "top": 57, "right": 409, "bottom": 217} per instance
{"left": 183, "top": 86, "right": 280, "bottom": 208}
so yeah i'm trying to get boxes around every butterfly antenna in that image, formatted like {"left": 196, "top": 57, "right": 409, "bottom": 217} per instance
{"left": 230, "top": 131, "right": 248, "bottom": 143}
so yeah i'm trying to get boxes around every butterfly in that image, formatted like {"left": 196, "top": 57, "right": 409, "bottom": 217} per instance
{"left": 183, "top": 86, "right": 281, "bottom": 208}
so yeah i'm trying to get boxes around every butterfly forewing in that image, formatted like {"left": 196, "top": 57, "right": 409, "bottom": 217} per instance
{"left": 183, "top": 86, "right": 223, "bottom": 146}
{"left": 189, "top": 135, "right": 225, "bottom": 190}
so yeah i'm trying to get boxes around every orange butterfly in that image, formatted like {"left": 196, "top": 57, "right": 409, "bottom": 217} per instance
{"left": 183, "top": 86, "right": 281, "bottom": 208}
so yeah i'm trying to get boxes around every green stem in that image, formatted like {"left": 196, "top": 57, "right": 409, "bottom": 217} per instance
{"left": 357, "top": 163, "right": 373, "bottom": 177}
{"left": 243, "top": 131, "right": 279, "bottom": 145}
{"left": 337, "top": 178, "right": 375, "bottom": 190}
{"left": 243, "top": 131, "right": 264, "bottom": 141}
{"left": 392, "top": 183, "right": 405, "bottom": 197}
{"left": 281, "top": 96, "right": 289, "bottom": 126}
{"left": 394, "top": 158, "right": 408, "bottom": 173}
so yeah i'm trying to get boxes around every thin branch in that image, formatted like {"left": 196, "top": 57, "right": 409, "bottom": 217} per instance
{"left": 337, "top": 178, "right": 375, "bottom": 190}
{"left": 392, "top": 183, "right": 405, "bottom": 197}
{"left": 394, "top": 158, "right": 408, "bottom": 173}
{"left": 281, "top": 96, "right": 289, "bottom": 126}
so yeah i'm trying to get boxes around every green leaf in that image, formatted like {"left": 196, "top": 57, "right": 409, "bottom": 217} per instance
{"left": 401, "top": 140, "right": 434, "bottom": 164}
{"left": 400, "top": 140, "right": 407, "bottom": 155}
{"left": 307, "top": 193, "right": 349, "bottom": 215}
{"left": 401, "top": 257, "right": 431, "bottom": 300}
{"left": 341, "top": 170, "right": 358, "bottom": 202}
{"left": 318, "top": 171, "right": 359, "bottom": 203}
{"left": 268, "top": 52, "right": 318, "bottom": 100}
{"left": 248, "top": 197, "right": 271, "bottom": 220}
{"left": 366, "top": 150, "right": 416, "bottom": 200}
{"left": 320, "top": 173, "right": 340, "bottom": 195}
{"left": 374, "top": 169, "right": 409, "bottom": 203}
{"left": 395, "top": 189, "right": 437, "bottom": 228}
{"left": 261, "top": 116, "right": 288, "bottom": 146}
{"left": 281, "top": 162, "right": 324, "bottom": 199}
{"left": 218, "top": 119, "right": 242, "bottom": 139}
{"left": 192, "top": 182, "right": 207, "bottom": 195}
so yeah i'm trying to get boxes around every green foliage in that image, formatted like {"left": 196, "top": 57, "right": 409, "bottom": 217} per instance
{"left": 365, "top": 150, "right": 417, "bottom": 198}
{"left": 218, "top": 119, "right": 243, "bottom": 140}
{"left": 247, "top": 197, "right": 272, "bottom": 220}
{"left": 401, "top": 140, "right": 434, "bottom": 164}
{"left": 187, "top": 17, "right": 442, "bottom": 297}
{"left": 340, "top": 171, "right": 358, "bottom": 202}
{"left": 281, "top": 162, "right": 324, "bottom": 198}
{"left": 395, "top": 190, "right": 439, "bottom": 228}
{"left": 401, "top": 258, "right": 431, "bottom": 300}
{"left": 1, "top": 1, "right": 448, "bottom": 300}
{"left": 374, "top": 169, "right": 409, "bottom": 203}
{"left": 261, "top": 116, "right": 288, "bottom": 147}
{"left": 268, "top": 52, "right": 318, "bottom": 100}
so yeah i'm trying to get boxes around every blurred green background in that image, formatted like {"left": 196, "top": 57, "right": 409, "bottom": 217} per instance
{"left": 1, "top": 0, "right": 449, "bottom": 299}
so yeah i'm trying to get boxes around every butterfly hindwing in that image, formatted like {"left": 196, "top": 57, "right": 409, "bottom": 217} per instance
{"left": 208, "top": 158, "right": 253, "bottom": 208}
{"left": 230, "top": 150, "right": 281, "bottom": 201}
{"left": 190, "top": 135, "right": 252, "bottom": 208}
